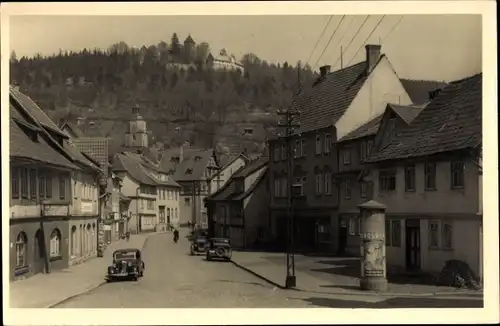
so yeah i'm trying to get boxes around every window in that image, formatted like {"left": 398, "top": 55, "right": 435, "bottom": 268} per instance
{"left": 280, "top": 177, "right": 288, "bottom": 197}
{"left": 15, "top": 232, "right": 27, "bottom": 267}
{"left": 315, "top": 135, "right": 322, "bottom": 155}
{"left": 379, "top": 169, "right": 396, "bottom": 191}
{"left": 424, "top": 163, "right": 436, "bottom": 190}
{"left": 385, "top": 220, "right": 391, "bottom": 246}
{"left": 274, "top": 178, "right": 281, "bottom": 198}
{"left": 71, "top": 226, "right": 77, "bottom": 257}
{"left": 324, "top": 173, "right": 332, "bottom": 195}
{"left": 20, "top": 168, "right": 28, "bottom": 199}
{"left": 366, "top": 140, "right": 374, "bottom": 158}
{"left": 184, "top": 197, "right": 190, "bottom": 206}
{"left": 141, "top": 199, "right": 145, "bottom": 209}
{"left": 344, "top": 180, "right": 352, "bottom": 199}
{"left": 59, "top": 176, "right": 66, "bottom": 200}
{"left": 315, "top": 174, "right": 323, "bottom": 195}
{"left": 348, "top": 218, "right": 356, "bottom": 235}
{"left": 50, "top": 229, "right": 61, "bottom": 257}
{"left": 360, "top": 141, "right": 367, "bottom": 161}
{"left": 342, "top": 149, "right": 351, "bottom": 165}
{"left": 324, "top": 133, "right": 331, "bottom": 154}
{"left": 429, "top": 221, "right": 439, "bottom": 248}
{"left": 391, "top": 220, "right": 402, "bottom": 247}
{"left": 360, "top": 182, "right": 367, "bottom": 198}
{"left": 404, "top": 165, "right": 416, "bottom": 192}
{"left": 451, "top": 161, "right": 465, "bottom": 188}
{"left": 281, "top": 143, "right": 287, "bottom": 160}
{"left": 357, "top": 218, "right": 362, "bottom": 235}
{"left": 273, "top": 145, "right": 280, "bottom": 162}
{"left": 11, "top": 167, "right": 19, "bottom": 199}
{"left": 293, "top": 176, "right": 306, "bottom": 196}
{"left": 46, "top": 174, "right": 52, "bottom": 198}
{"left": 147, "top": 200, "right": 154, "bottom": 210}
{"left": 175, "top": 208, "right": 178, "bottom": 219}
{"left": 442, "top": 222, "right": 453, "bottom": 249}
{"left": 301, "top": 139, "right": 306, "bottom": 157}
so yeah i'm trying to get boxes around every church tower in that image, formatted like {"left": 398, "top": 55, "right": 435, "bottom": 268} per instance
{"left": 124, "top": 105, "right": 148, "bottom": 149}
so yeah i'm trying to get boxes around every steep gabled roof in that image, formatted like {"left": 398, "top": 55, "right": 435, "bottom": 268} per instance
{"left": 388, "top": 103, "right": 427, "bottom": 124}
{"left": 10, "top": 113, "right": 78, "bottom": 169}
{"left": 159, "top": 147, "right": 217, "bottom": 182}
{"left": 339, "top": 114, "right": 383, "bottom": 142}
{"left": 400, "top": 79, "right": 448, "bottom": 105}
{"left": 59, "top": 120, "right": 85, "bottom": 138}
{"left": 232, "top": 156, "right": 268, "bottom": 178}
{"left": 285, "top": 59, "right": 374, "bottom": 135}
{"left": 367, "top": 73, "right": 482, "bottom": 163}
{"left": 10, "top": 86, "right": 68, "bottom": 138}
{"left": 184, "top": 34, "right": 195, "bottom": 44}
{"left": 111, "top": 153, "right": 157, "bottom": 186}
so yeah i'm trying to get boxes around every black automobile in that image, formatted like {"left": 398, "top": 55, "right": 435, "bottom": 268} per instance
{"left": 106, "top": 248, "right": 145, "bottom": 282}
{"left": 206, "top": 237, "right": 232, "bottom": 261}
{"left": 190, "top": 232, "right": 208, "bottom": 255}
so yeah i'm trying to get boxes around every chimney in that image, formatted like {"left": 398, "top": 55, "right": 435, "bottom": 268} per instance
{"left": 365, "top": 44, "right": 382, "bottom": 74}
{"left": 319, "top": 65, "right": 331, "bottom": 78}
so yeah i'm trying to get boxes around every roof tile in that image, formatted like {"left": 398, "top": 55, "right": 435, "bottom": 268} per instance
{"left": 368, "top": 73, "right": 482, "bottom": 162}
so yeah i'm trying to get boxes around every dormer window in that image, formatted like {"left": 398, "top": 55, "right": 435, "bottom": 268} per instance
{"left": 194, "top": 156, "right": 201, "bottom": 161}
{"left": 186, "top": 168, "right": 193, "bottom": 175}
{"left": 244, "top": 128, "right": 254, "bottom": 136}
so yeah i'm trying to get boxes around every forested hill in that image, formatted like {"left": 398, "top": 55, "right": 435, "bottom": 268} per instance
{"left": 9, "top": 34, "right": 316, "bottom": 152}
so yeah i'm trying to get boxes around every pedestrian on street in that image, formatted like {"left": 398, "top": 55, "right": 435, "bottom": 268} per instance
{"left": 173, "top": 229, "right": 179, "bottom": 243}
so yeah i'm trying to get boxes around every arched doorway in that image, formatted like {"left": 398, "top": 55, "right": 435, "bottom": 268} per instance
{"left": 33, "top": 229, "right": 45, "bottom": 274}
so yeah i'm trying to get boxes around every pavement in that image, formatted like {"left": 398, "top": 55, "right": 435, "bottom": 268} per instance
{"left": 9, "top": 232, "right": 157, "bottom": 308}
{"left": 230, "top": 251, "right": 484, "bottom": 299}
{"left": 52, "top": 230, "right": 482, "bottom": 308}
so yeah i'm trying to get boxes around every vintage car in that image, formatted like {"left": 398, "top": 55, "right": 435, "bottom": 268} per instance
{"left": 106, "top": 248, "right": 145, "bottom": 282}
{"left": 190, "top": 233, "right": 208, "bottom": 255}
{"left": 206, "top": 237, "right": 232, "bottom": 261}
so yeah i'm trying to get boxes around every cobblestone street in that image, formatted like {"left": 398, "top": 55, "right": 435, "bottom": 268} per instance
{"left": 53, "top": 232, "right": 483, "bottom": 308}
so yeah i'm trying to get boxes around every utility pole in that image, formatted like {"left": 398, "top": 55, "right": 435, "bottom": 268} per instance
{"left": 340, "top": 46, "right": 343, "bottom": 69}
{"left": 277, "top": 108, "right": 300, "bottom": 289}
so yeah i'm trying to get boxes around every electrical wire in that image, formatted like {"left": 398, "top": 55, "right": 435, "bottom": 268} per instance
{"left": 304, "top": 15, "right": 334, "bottom": 67}
{"left": 311, "top": 15, "right": 346, "bottom": 71}
{"left": 331, "top": 15, "right": 371, "bottom": 69}
{"left": 382, "top": 16, "right": 404, "bottom": 43}
{"left": 346, "top": 15, "right": 386, "bottom": 66}
{"left": 327, "top": 16, "right": 358, "bottom": 60}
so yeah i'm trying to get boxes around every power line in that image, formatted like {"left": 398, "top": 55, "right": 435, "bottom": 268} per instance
{"left": 327, "top": 16, "right": 358, "bottom": 58}
{"left": 304, "top": 16, "right": 334, "bottom": 67}
{"left": 311, "top": 15, "right": 346, "bottom": 71}
{"left": 331, "top": 15, "right": 371, "bottom": 70}
{"left": 382, "top": 16, "right": 404, "bottom": 43}
{"left": 346, "top": 15, "right": 387, "bottom": 66}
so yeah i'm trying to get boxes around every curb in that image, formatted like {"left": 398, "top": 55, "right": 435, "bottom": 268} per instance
{"left": 230, "top": 260, "right": 483, "bottom": 299}
{"left": 46, "top": 233, "right": 156, "bottom": 308}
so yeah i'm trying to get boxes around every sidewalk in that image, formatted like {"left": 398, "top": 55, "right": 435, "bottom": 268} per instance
{"left": 231, "top": 251, "right": 483, "bottom": 299}
{"left": 9, "top": 232, "right": 158, "bottom": 308}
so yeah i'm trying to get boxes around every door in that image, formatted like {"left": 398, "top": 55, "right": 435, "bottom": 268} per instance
{"left": 405, "top": 220, "right": 421, "bottom": 271}
{"left": 338, "top": 222, "right": 348, "bottom": 256}
{"left": 33, "top": 229, "right": 45, "bottom": 274}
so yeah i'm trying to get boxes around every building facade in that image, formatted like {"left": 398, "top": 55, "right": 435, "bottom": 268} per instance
{"left": 206, "top": 157, "right": 270, "bottom": 248}
{"left": 366, "top": 73, "right": 482, "bottom": 279}
{"left": 267, "top": 44, "right": 412, "bottom": 253}
{"left": 9, "top": 87, "right": 102, "bottom": 280}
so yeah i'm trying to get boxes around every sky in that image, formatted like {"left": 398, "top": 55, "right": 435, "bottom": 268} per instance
{"left": 9, "top": 14, "right": 481, "bottom": 82}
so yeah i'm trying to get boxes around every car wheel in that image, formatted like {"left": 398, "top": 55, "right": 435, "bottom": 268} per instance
{"left": 133, "top": 275, "right": 138, "bottom": 281}
{"left": 206, "top": 254, "right": 211, "bottom": 261}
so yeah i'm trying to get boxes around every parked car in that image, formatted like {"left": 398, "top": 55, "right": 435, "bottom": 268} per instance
{"left": 106, "top": 248, "right": 145, "bottom": 282}
{"left": 206, "top": 238, "right": 232, "bottom": 261}
{"left": 190, "top": 233, "right": 208, "bottom": 255}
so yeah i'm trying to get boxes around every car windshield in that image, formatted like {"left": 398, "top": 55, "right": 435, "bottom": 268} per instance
{"left": 212, "top": 239, "right": 230, "bottom": 245}
{"left": 114, "top": 251, "right": 136, "bottom": 260}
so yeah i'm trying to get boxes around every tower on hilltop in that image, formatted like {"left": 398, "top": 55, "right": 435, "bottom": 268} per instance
{"left": 183, "top": 34, "right": 196, "bottom": 62}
